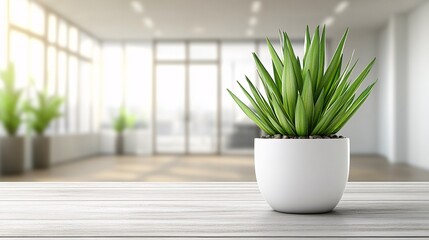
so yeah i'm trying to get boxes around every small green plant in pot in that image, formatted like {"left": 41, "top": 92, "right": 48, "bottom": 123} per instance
{"left": 228, "top": 26, "right": 376, "bottom": 213}
{"left": 25, "top": 91, "right": 63, "bottom": 169}
{"left": 113, "top": 107, "right": 136, "bottom": 155}
{"left": 0, "top": 64, "right": 25, "bottom": 174}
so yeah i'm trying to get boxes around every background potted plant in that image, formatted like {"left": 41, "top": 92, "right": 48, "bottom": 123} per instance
{"left": 113, "top": 107, "right": 136, "bottom": 155}
{"left": 0, "top": 64, "right": 25, "bottom": 175}
{"left": 228, "top": 26, "right": 376, "bottom": 213}
{"left": 25, "top": 91, "right": 63, "bottom": 169}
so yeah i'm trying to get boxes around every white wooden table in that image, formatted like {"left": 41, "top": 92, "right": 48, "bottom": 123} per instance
{"left": 0, "top": 182, "right": 428, "bottom": 239}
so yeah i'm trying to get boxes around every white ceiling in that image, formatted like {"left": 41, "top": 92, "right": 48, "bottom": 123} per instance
{"left": 36, "top": 0, "right": 424, "bottom": 40}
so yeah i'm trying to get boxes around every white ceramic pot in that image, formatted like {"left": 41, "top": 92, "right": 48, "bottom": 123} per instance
{"left": 254, "top": 138, "right": 350, "bottom": 213}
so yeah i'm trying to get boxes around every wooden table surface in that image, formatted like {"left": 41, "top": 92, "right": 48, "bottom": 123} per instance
{"left": 0, "top": 182, "right": 428, "bottom": 239}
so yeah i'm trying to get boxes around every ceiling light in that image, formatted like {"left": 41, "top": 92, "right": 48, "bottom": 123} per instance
{"left": 249, "top": 17, "right": 258, "bottom": 26}
{"left": 334, "top": 1, "right": 349, "bottom": 14}
{"left": 251, "top": 1, "right": 262, "bottom": 13}
{"left": 322, "top": 16, "right": 335, "bottom": 27}
{"left": 130, "top": 0, "right": 143, "bottom": 13}
{"left": 193, "top": 26, "right": 206, "bottom": 34}
{"left": 246, "top": 29, "right": 254, "bottom": 37}
{"left": 143, "top": 17, "right": 154, "bottom": 28}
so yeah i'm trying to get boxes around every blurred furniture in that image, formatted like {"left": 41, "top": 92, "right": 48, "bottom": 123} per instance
{"left": 227, "top": 123, "right": 260, "bottom": 149}
{"left": 0, "top": 182, "right": 427, "bottom": 237}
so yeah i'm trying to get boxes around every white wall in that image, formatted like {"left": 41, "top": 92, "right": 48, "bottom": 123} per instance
{"left": 376, "top": 14, "right": 408, "bottom": 163}
{"left": 330, "top": 30, "right": 379, "bottom": 154}
{"left": 375, "top": 1, "right": 429, "bottom": 169}
{"left": 407, "top": 1, "right": 429, "bottom": 169}
{"left": 377, "top": 24, "right": 395, "bottom": 161}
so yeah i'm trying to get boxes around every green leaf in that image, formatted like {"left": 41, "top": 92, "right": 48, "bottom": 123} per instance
{"left": 0, "top": 63, "right": 24, "bottom": 136}
{"left": 317, "top": 26, "right": 326, "bottom": 92}
{"left": 342, "top": 58, "right": 376, "bottom": 103}
{"left": 267, "top": 38, "right": 283, "bottom": 76}
{"left": 245, "top": 76, "right": 272, "bottom": 116}
{"left": 252, "top": 53, "right": 282, "bottom": 103}
{"left": 272, "top": 61, "right": 281, "bottom": 87}
{"left": 302, "top": 71, "right": 314, "bottom": 129}
{"left": 271, "top": 97, "right": 296, "bottom": 135}
{"left": 237, "top": 81, "right": 277, "bottom": 132}
{"left": 303, "top": 25, "right": 311, "bottom": 64}
{"left": 295, "top": 94, "right": 308, "bottom": 136}
{"left": 313, "top": 88, "right": 325, "bottom": 126}
{"left": 282, "top": 43, "right": 297, "bottom": 120}
{"left": 331, "top": 81, "right": 377, "bottom": 133}
{"left": 318, "top": 28, "right": 348, "bottom": 95}
{"left": 283, "top": 32, "right": 303, "bottom": 91}
{"left": 303, "top": 26, "right": 319, "bottom": 89}
{"left": 227, "top": 89, "right": 275, "bottom": 135}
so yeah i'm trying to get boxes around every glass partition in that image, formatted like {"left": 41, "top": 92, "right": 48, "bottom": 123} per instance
{"left": 188, "top": 64, "right": 218, "bottom": 153}
{"left": 156, "top": 64, "right": 186, "bottom": 153}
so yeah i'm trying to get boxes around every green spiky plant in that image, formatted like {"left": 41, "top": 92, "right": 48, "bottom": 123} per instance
{"left": 0, "top": 64, "right": 24, "bottom": 136}
{"left": 113, "top": 107, "right": 136, "bottom": 134}
{"left": 25, "top": 91, "right": 64, "bottom": 136}
{"left": 227, "top": 26, "right": 376, "bottom": 137}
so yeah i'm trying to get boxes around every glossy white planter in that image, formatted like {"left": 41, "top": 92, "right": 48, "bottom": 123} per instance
{"left": 255, "top": 138, "right": 350, "bottom": 213}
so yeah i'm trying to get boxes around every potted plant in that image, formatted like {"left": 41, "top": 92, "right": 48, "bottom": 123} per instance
{"left": 227, "top": 26, "right": 376, "bottom": 213}
{"left": 25, "top": 91, "right": 63, "bottom": 169}
{"left": 0, "top": 64, "right": 25, "bottom": 175}
{"left": 113, "top": 107, "right": 136, "bottom": 155}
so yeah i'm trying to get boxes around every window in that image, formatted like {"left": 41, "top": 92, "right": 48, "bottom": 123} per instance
{"left": 29, "top": 1, "right": 45, "bottom": 35}
{"left": 92, "top": 45, "right": 101, "bottom": 132}
{"left": 0, "top": 0, "right": 7, "bottom": 69}
{"left": 68, "top": 27, "right": 78, "bottom": 52}
{"left": 79, "top": 62, "right": 91, "bottom": 133}
{"left": 68, "top": 56, "right": 78, "bottom": 132}
{"left": 57, "top": 51, "right": 67, "bottom": 133}
{"left": 189, "top": 42, "right": 217, "bottom": 60}
{"left": 47, "top": 46, "right": 57, "bottom": 95}
{"left": 58, "top": 20, "right": 68, "bottom": 47}
{"left": 48, "top": 14, "right": 57, "bottom": 43}
{"left": 29, "top": 38, "right": 45, "bottom": 91}
{"left": 124, "top": 43, "right": 153, "bottom": 153}
{"left": 156, "top": 42, "right": 186, "bottom": 60}
{"left": 80, "top": 33, "right": 93, "bottom": 58}
{"left": 10, "top": 0, "right": 29, "bottom": 29}
{"left": 9, "top": 30, "right": 29, "bottom": 89}
{"left": 101, "top": 44, "right": 123, "bottom": 123}
{"left": 4, "top": 0, "right": 100, "bottom": 136}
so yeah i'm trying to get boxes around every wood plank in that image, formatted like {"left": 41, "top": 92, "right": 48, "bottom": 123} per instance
{"left": 0, "top": 239, "right": 421, "bottom": 240}
{"left": 0, "top": 183, "right": 428, "bottom": 201}
{"left": 1, "top": 182, "right": 428, "bottom": 188}
{"left": 0, "top": 200, "right": 428, "bottom": 237}
{"left": 0, "top": 182, "right": 428, "bottom": 238}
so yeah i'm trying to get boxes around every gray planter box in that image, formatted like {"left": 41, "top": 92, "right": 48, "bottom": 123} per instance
{"left": 32, "top": 134, "right": 99, "bottom": 168}
{"left": 1, "top": 136, "right": 25, "bottom": 175}
{"left": 33, "top": 136, "right": 51, "bottom": 169}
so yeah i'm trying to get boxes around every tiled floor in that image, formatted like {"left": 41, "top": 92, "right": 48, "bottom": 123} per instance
{"left": 1, "top": 155, "right": 429, "bottom": 182}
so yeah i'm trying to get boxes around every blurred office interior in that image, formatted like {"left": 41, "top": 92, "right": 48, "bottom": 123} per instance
{"left": 0, "top": 0, "right": 429, "bottom": 181}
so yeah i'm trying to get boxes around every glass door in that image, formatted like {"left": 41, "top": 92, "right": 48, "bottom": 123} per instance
{"left": 155, "top": 64, "right": 186, "bottom": 153}
{"left": 154, "top": 41, "right": 219, "bottom": 154}
{"left": 188, "top": 64, "right": 218, "bottom": 154}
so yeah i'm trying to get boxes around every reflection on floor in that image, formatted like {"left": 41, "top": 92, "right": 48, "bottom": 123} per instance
{"left": 1, "top": 155, "right": 429, "bottom": 182}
